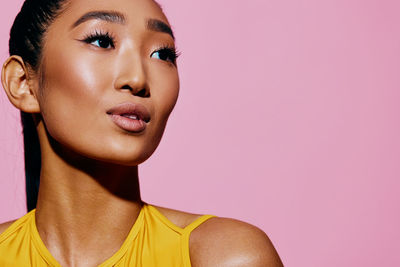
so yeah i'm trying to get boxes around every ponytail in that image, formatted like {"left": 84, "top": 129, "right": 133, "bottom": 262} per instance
{"left": 9, "top": 0, "right": 68, "bottom": 211}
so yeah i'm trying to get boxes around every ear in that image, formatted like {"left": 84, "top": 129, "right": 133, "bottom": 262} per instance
{"left": 1, "top": 55, "right": 40, "bottom": 113}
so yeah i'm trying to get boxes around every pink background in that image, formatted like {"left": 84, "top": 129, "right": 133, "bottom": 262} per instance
{"left": 1, "top": 0, "right": 399, "bottom": 266}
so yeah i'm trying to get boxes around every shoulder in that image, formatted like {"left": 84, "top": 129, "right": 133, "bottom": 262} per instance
{"left": 0, "top": 220, "right": 16, "bottom": 235}
{"left": 189, "top": 217, "right": 283, "bottom": 267}
{"left": 149, "top": 204, "right": 283, "bottom": 266}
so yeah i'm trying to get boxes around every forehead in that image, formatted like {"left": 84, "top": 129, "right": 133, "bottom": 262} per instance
{"left": 57, "top": 0, "right": 169, "bottom": 27}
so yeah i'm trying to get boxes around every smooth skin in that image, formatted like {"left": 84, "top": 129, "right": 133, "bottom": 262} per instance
{"left": 0, "top": 0, "right": 283, "bottom": 266}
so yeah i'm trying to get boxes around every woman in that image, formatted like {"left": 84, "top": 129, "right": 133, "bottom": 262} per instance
{"left": 0, "top": 0, "right": 283, "bottom": 266}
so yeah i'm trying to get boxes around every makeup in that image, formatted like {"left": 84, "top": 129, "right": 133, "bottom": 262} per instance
{"left": 107, "top": 102, "right": 150, "bottom": 133}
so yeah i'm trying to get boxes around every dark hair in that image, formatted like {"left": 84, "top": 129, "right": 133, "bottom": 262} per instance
{"left": 9, "top": 0, "right": 68, "bottom": 212}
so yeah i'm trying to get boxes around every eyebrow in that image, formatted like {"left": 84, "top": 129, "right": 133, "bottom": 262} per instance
{"left": 146, "top": 18, "right": 175, "bottom": 40}
{"left": 71, "top": 11, "right": 126, "bottom": 28}
{"left": 71, "top": 11, "right": 175, "bottom": 40}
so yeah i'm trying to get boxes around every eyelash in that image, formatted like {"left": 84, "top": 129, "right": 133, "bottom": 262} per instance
{"left": 153, "top": 44, "right": 181, "bottom": 65}
{"left": 81, "top": 31, "right": 181, "bottom": 64}
{"left": 82, "top": 30, "right": 116, "bottom": 48}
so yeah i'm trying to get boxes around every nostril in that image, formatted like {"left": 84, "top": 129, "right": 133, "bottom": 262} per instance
{"left": 121, "top": 85, "right": 131, "bottom": 90}
{"left": 135, "top": 88, "right": 150, "bottom": 98}
{"left": 120, "top": 85, "right": 150, "bottom": 98}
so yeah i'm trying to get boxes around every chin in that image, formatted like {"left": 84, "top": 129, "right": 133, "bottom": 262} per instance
{"left": 101, "top": 152, "right": 153, "bottom": 167}
{"left": 49, "top": 136, "right": 157, "bottom": 168}
{"left": 44, "top": 119, "right": 165, "bottom": 168}
{"left": 87, "top": 143, "right": 158, "bottom": 167}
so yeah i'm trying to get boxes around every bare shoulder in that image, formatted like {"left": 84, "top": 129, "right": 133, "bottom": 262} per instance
{"left": 0, "top": 220, "right": 16, "bottom": 235}
{"left": 189, "top": 217, "right": 283, "bottom": 267}
{"left": 149, "top": 204, "right": 283, "bottom": 266}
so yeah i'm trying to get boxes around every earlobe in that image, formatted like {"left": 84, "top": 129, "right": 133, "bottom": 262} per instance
{"left": 1, "top": 55, "right": 40, "bottom": 113}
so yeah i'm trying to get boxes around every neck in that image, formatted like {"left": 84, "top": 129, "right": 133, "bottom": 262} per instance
{"left": 34, "top": 124, "right": 143, "bottom": 266}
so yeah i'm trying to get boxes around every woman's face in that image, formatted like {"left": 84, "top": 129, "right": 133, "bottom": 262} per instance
{"left": 36, "top": 0, "right": 179, "bottom": 165}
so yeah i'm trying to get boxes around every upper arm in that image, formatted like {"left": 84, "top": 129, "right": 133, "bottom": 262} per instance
{"left": 189, "top": 217, "right": 283, "bottom": 267}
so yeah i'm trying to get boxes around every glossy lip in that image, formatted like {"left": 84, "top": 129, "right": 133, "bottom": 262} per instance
{"left": 106, "top": 102, "right": 151, "bottom": 133}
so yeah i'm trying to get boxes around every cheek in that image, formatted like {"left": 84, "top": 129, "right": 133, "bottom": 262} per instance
{"left": 150, "top": 67, "right": 180, "bottom": 122}
{"left": 148, "top": 69, "right": 179, "bottom": 148}
{"left": 41, "top": 48, "right": 105, "bottom": 106}
{"left": 36, "top": 41, "right": 180, "bottom": 165}
{"left": 38, "top": 47, "right": 111, "bottom": 145}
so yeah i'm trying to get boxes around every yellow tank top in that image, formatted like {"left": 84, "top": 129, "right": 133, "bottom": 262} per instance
{"left": 0, "top": 203, "right": 215, "bottom": 266}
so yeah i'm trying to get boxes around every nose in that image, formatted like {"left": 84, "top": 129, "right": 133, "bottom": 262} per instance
{"left": 114, "top": 52, "right": 150, "bottom": 98}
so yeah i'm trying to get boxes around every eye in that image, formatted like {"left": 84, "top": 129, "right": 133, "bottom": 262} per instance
{"left": 151, "top": 46, "right": 180, "bottom": 64}
{"left": 91, "top": 37, "right": 113, "bottom": 49}
{"left": 82, "top": 31, "right": 115, "bottom": 49}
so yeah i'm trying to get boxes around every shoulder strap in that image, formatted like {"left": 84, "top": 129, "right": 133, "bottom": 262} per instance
{"left": 0, "top": 210, "right": 34, "bottom": 243}
{"left": 182, "top": 214, "right": 216, "bottom": 233}
{"left": 181, "top": 214, "right": 216, "bottom": 267}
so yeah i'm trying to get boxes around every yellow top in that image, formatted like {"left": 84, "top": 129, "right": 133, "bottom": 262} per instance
{"left": 0, "top": 203, "right": 215, "bottom": 266}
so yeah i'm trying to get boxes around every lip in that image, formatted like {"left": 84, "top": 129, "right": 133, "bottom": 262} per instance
{"left": 106, "top": 102, "right": 151, "bottom": 133}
